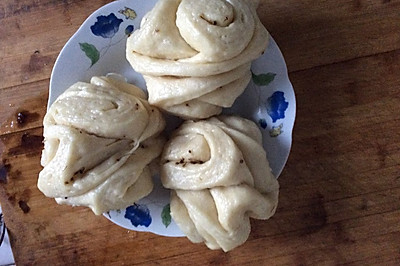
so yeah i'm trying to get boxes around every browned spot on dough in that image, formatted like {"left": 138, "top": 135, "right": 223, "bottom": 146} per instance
{"left": 73, "top": 167, "right": 85, "bottom": 176}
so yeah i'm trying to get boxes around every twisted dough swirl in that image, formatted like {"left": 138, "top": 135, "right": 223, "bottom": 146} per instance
{"left": 38, "top": 76, "right": 165, "bottom": 215}
{"left": 161, "top": 116, "right": 279, "bottom": 251}
{"left": 126, "top": 0, "right": 269, "bottom": 119}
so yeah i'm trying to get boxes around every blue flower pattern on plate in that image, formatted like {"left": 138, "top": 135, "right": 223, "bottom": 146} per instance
{"left": 258, "top": 119, "right": 268, "bottom": 129}
{"left": 267, "top": 91, "right": 289, "bottom": 123}
{"left": 124, "top": 204, "right": 152, "bottom": 227}
{"left": 80, "top": 9, "right": 136, "bottom": 67}
{"left": 90, "top": 13, "right": 123, "bottom": 38}
{"left": 252, "top": 71, "right": 287, "bottom": 136}
{"left": 125, "top": 25, "right": 134, "bottom": 36}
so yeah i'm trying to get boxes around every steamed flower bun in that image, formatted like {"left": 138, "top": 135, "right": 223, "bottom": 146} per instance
{"left": 37, "top": 76, "right": 165, "bottom": 215}
{"left": 161, "top": 116, "right": 279, "bottom": 251}
{"left": 126, "top": 0, "right": 269, "bottom": 119}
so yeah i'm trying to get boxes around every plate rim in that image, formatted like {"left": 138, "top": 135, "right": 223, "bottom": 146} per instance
{"left": 48, "top": 0, "right": 296, "bottom": 236}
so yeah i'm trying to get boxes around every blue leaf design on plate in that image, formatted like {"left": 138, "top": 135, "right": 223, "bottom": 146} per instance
{"left": 124, "top": 204, "right": 152, "bottom": 227}
{"left": 79, "top": 42, "right": 100, "bottom": 66}
{"left": 161, "top": 204, "right": 171, "bottom": 228}
{"left": 90, "top": 13, "right": 123, "bottom": 38}
{"left": 252, "top": 72, "right": 276, "bottom": 86}
{"left": 267, "top": 91, "right": 289, "bottom": 123}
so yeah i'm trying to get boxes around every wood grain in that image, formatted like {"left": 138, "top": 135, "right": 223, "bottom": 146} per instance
{"left": 0, "top": 80, "right": 48, "bottom": 135}
{"left": 0, "top": 0, "right": 400, "bottom": 265}
{"left": 260, "top": 0, "right": 400, "bottom": 72}
{"left": 0, "top": 0, "right": 112, "bottom": 90}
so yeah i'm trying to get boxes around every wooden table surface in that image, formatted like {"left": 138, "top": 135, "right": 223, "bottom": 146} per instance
{"left": 1, "top": 0, "right": 400, "bottom": 265}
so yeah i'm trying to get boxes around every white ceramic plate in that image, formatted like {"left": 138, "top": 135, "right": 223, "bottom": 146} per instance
{"left": 49, "top": 0, "right": 296, "bottom": 237}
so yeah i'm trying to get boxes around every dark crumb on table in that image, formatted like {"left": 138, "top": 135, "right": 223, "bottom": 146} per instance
{"left": 18, "top": 200, "right": 30, "bottom": 214}
{"left": 17, "top": 112, "right": 26, "bottom": 124}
